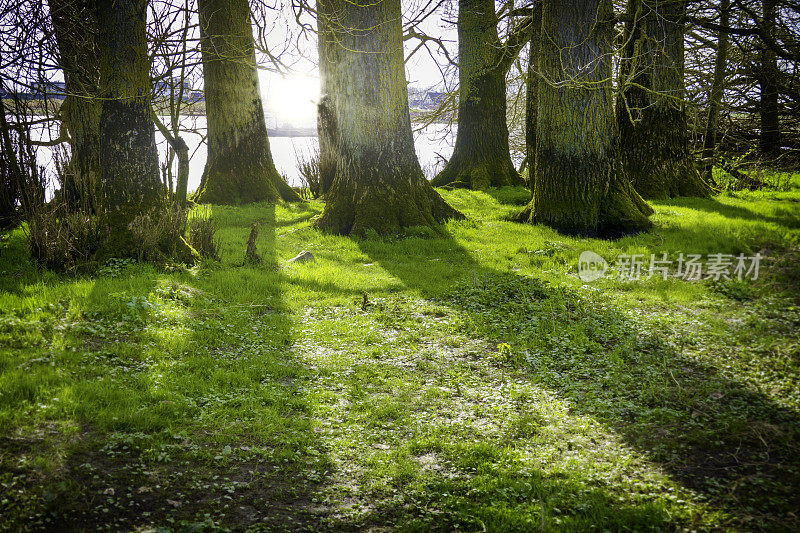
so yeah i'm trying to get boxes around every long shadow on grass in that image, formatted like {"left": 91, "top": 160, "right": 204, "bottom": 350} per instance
{"left": 657, "top": 197, "right": 800, "bottom": 229}
{"left": 0, "top": 205, "right": 332, "bottom": 531}
{"left": 357, "top": 229, "right": 800, "bottom": 530}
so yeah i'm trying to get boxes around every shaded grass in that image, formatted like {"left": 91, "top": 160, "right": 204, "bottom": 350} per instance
{"left": 0, "top": 182, "right": 799, "bottom": 531}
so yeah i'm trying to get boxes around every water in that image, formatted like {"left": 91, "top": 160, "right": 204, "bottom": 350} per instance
{"left": 30, "top": 116, "right": 456, "bottom": 194}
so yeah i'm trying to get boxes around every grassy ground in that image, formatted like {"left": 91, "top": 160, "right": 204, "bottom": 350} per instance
{"left": 1, "top": 183, "right": 799, "bottom": 531}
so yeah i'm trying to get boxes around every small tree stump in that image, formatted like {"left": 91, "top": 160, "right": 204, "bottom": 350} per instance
{"left": 244, "top": 223, "right": 261, "bottom": 264}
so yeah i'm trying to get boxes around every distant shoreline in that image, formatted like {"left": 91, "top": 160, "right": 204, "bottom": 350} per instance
{"left": 3, "top": 99, "right": 453, "bottom": 137}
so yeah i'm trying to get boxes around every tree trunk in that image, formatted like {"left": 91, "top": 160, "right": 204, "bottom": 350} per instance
{"left": 617, "top": 0, "right": 711, "bottom": 199}
{"left": 316, "top": 3, "right": 337, "bottom": 197}
{"left": 431, "top": 0, "right": 523, "bottom": 190}
{"left": 758, "top": 0, "right": 781, "bottom": 158}
{"left": 152, "top": 112, "right": 190, "bottom": 207}
{"left": 194, "top": 0, "right": 299, "bottom": 204}
{"left": 702, "top": 0, "right": 729, "bottom": 182}
{"left": 0, "top": 92, "right": 22, "bottom": 227}
{"left": 517, "top": 0, "right": 652, "bottom": 237}
{"left": 314, "top": 0, "right": 462, "bottom": 236}
{"left": 94, "top": 0, "right": 164, "bottom": 256}
{"left": 524, "top": 6, "right": 542, "bottom": 188}
{"left": 48, "top": 0, "right": 102, "bottom": 213}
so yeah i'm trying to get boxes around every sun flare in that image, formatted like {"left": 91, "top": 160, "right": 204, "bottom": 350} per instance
{"left": 263, "top": 74, "right": 319, "bottom": 128}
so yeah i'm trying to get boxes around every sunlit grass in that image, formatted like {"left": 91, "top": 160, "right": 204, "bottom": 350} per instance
{"left": 1, "top": 181, "right": 799, "bottom": 530}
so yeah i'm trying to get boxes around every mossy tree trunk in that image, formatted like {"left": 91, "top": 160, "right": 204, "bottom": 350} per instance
{"left": 48, "top": 0, "right": 102, "bottom": 213}
{"left": 617, "top": 0, "right": 711, "bottom": 199}
{"left": 314, "top": 0, "right": 462, "bottom": 236}
{"left": 431, "top": 0, "right": 524, "bottom": 190}
{"left": 316, "top": 3, "right": 337, "bottom": 197}
{"left": 702, "top": 0, "right": 729, "bottom": 182}
{"left": 524, "top": 6, "right": 542, "bottom": 187}
{"left": 758, "top": 0, "right": 781, "bottom": 158}
{"left": 517, "top": 0, "right": 652, "bottom": 237}
{"left": 94, "top": 0, "right": 163, "bottom": 256}
{"left": 194, "top": 0, "right": 299, "bottom": 204}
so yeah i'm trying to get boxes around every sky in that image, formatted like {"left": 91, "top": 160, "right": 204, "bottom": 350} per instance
{"left": 257, "top": 0, "right": 458, "bottom": 128}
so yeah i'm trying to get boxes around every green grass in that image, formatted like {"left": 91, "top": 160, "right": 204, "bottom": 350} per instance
{"left": 1, "top": 184, "right": 799, "bottom": 531}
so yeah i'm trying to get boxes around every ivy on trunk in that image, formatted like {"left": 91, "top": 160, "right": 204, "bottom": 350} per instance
{"left": 617, "top": 0, "right": 711, "bottom": 199}
{"left": 518, "top": 0, "right": 652, "bottom": 237}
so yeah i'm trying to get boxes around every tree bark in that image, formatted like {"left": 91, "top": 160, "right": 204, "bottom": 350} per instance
{"left": 702, "top": 0, "right": 729, "bottom": 183}
{"left": 48, "top": 0, "right": 102, "bottom": 213}
{"left": 194, "top": 0, "right": 299, "bottom": 204}
{"left": 314, "top": 0, "right": 462, "bottom": 236}
{"left": 94, "top": 0, "right": 164, "bottom": 255}
{"left": 316, "top": 3, "right": 337, "bottom": 197}
{"left": 758, "top": 0, "right": 781, "bottom": 158}
{"left": 517, "top": 0, "right": 652, "bottom": 237}
{"left": 524, "top": 6, "right": 542, "bottom": 188}
{"left": 431, "top": 0, "right": 523, "bottom": 190}
{"left": 617, "top": 0, "right": 711, "bottom": 199}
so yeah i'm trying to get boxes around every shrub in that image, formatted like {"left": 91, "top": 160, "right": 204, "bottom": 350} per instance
{"left": 295, "top": 146, "right": 321, "bottom": 199}
{"left": 187, "top": 207, "right": 220, "bottom": 260}
{"left": 25, "top": 202, "right": 104, "bottom": 272}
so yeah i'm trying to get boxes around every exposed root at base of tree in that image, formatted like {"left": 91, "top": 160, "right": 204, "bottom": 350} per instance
{"left": 432, "top": 156, "right": 524, "bottom": 190}
{"left": 516, "top": 175, "right": 653, "bottom": 238}
{"left": 315, "top": 169, "right": 463, "bottom": 237}
{"left": 194, "top": 130, "right": 301, "bottom": 205}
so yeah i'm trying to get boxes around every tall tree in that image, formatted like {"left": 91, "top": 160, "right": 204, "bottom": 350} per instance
{"left": 316, "top": 3, "right": 337, "bottom": 197}
{"left": 431, "top": 0, "right": 530, "bottom": 190}
{"left": 314, "top": 0, "right": 462, "bottom": 235}
{"left": 517, "top": 0, "right": 652, "bottom": 236}
{"left": 194, "top": 0, "right": 299, "bottom": 204}
{"left": 617, "top": 0, "right": 711, "bottom": 199}
{"left": 702, "top": 0, "right": 730, "bottom": 182}
{"left": 93, "top": 0, "right": 164, "bottom": 255}
{"left": 48, "top": 0, "right": 102, "bottom": 213}
{"left": 524, "top": 5, "right": 542, "bottom": 186}
{"left": 758, "top": 0, "right": 781, "bottom": 158}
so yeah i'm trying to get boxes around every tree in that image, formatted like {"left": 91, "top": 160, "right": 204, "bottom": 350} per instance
{"left": 313, "top": 0, "right": 462, "bottom": 236}
{"left": 517, "top": 0, "right": 652, "bottom": 236}
{"left": 701, "top": 0, "right": 730, "bottom": 182}
{"left": 194, "top": 0, "right": 299, "bottom": 204}
{"left": 524, "top": 5, "right": 542, "bottom": 186}
{"left": 48, "top": 0, "right": 102, "bottom": 213}
{"left": 617, "top": 0, "right": 712, "bottom": 199}
{"left": 93, "top": 0, "right": 166, "bottom": 255}
{"left": 758, "top": 0, "right": 781, "bottom": 158}
{"left": 431, "top": 0, "right": 530, "bottom": 190}
{"left": 316, "top": 3, "right": 337, "bottom": 197}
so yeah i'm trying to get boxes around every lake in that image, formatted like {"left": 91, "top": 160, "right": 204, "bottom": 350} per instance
{"left": 31, "top": 116, "right": 457, "bottom": 194}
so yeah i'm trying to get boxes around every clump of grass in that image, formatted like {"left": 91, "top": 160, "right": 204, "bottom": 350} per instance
{"left": 187, "top": 207, "right": 220, "bottom": 260}
{"left": 128, "top": 206, "right": 188, "bottom": 262}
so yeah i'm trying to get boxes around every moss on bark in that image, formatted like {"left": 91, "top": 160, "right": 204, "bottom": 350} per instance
{"left": 316, "top": 151, "right": 462, "bottom": 236}
{"left": 315, "top": 0, "right": 462, "bottom": 236}
{"left": 194, "top": 0, "right": 298, "bottom": 205}
{"left": 518, "top": 0, "right": 652, "bottom": 237}
{"left": 617, "top": 0, "right": 711, "bottom": 200}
